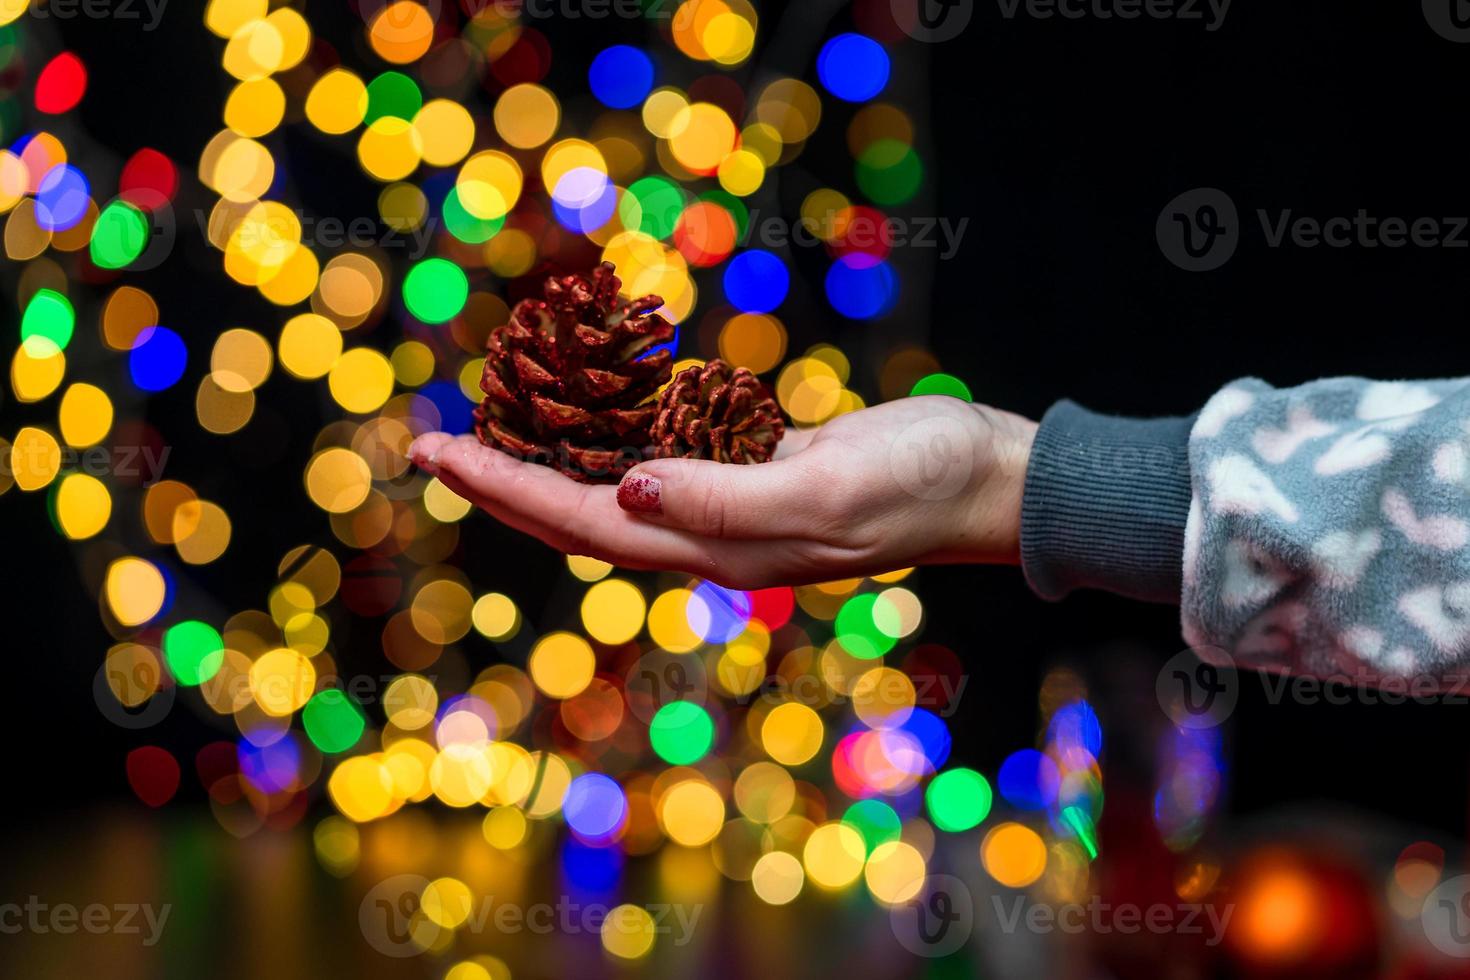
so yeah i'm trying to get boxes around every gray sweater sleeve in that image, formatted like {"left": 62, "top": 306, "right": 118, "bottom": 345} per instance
{"left": 1022, "top": 377, "right": 1470, "bottom": 683}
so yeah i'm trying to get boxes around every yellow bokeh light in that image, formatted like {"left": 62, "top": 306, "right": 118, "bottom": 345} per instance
{"left": 11, "top": 339, "right": 66, "bottom": 403}
{"left": 55, "top": 474, "right": 111, "bottom": 540}
{"left": 580, "top": 579, "right": 646, "bottom": 645}
{"left": 305, "top": 447, "right": 373, "bottom": 513}
{"left": 279, "top": 313, "right": 343, "bottom": 379}
{"left": 802, "top": 822, "right": 866, "bottom": 890}
{"left": 224, "top": 77, "right": 286, "bottom": 138}
{"left": 751, "top": 850, "right": 804, "bottom": 905}
{"left": 421, "top": 877, "right": 474, "bottom": 930}
{"left": 415, "top": 99, "right": 476, "bottom": 167}
{"left": 494, "top": 84, "right": 560, "bottom": 149}
{"left": 10, "top": 426, "right": 60, "bottom": 491}
{"left": 761, "top": 702, "right": 824, "bottom": 766}
{"left": 659, "top": 779, "right": 724, "bottom": 847}
{"left": 105, "top": 557, "right": 166, "bottom": 626}
{"left": 471, "top": 593, "right": 521, "bottom": 642}
{"left": 328, "top": 347, "right": 395, "bottom": 413}
{"left": 306, "top": 69, "right": 369, "bottom": 135}
{"left": 528, "top": 632, "right": 596, "bottom": 699}
{"left": 647, "top": 588, "right": 702, "bottom": 653}
{"left": 567, "top": 555, "right": 613, "bottom": 583}
{"left": 981, "top": 822, "right": 1048, "bottom": 888}
{"left": 249, "top": 647, "right": 316, "bottom": 716}
{"left": 328, "top": 755, "right": 394, "bottom": 822}
{"left": 423, "top": 477, "right": 472, "bottom": 522}
{"left": 601, "top": 904, "right": 656, "bottom": 960}
{"left": 58, "top": 383, "right": 113, "bottom": 447}
{"left": 358, "top": 116, "right": 424, "bottom": 181}
{"left": 668, "top": 103, "right": 737, "bottom": 173}
{"left": 864, "top": 841, "right": 926, "bottom": 905}
{"left": 211, "top": 327, "right": 274, "bottom": 392}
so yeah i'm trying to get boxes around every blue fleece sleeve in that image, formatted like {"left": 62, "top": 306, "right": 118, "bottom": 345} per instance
{"left": 1180, "top": 377, "right": 1470, "bottom": 682}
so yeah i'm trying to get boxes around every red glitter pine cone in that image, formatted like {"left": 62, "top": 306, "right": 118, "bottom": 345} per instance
{"left": 474, "top": 262, "right": 674, "bottom": 482}
{"left": 650, "top": 359, "right": 785, "bottom": 463}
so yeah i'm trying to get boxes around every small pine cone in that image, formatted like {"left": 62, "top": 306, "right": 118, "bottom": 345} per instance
{"left": 475, "top": 262, "right": 674, "bottom": 483}
{"left": 651, "top": 359, "right": 785, "bottom": 463}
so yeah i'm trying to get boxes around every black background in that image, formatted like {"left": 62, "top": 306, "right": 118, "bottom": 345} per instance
{"left": 7, "top": 0, "right": 1468, "bottom": 846}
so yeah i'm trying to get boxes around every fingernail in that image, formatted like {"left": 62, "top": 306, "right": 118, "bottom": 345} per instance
{"left": 617, "top": 473, "right": 662, "bottom": 514}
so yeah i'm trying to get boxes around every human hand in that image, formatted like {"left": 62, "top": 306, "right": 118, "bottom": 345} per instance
{"left": 407, "top": 396, "right": 1037, "bottom": 590}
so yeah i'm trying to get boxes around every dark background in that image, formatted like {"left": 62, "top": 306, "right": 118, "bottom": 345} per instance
{"left": 7, "top": 0, "right": 1467, "bottom": 850}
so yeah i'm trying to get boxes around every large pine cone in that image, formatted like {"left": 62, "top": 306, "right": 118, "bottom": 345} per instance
{"left": 651, "top": 359, "right": 785, "bottom": 463}
{"left": 475, "top": 263, "right": 674, "bottom": 482}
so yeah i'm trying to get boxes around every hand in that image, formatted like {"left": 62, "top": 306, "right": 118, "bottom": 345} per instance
{"left": 407, "top": 396, "right": 1037, "bottom": 590}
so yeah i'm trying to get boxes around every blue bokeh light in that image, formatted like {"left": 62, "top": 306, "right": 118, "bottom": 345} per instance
{"left": 589, "top": 45, "right": 656, "bottom": 109}
{"left": 817, "top": 34, "right": 890, "bottom": 103}
{"left": 35, "top": 164, "right": 91, "bottom": 232}
{"left": 998, "top": 748, "right": 1062, "bottom": 811}
{"left": 688, "top": 582, "right": 752, "bottom": 644}
{"left": 563, "top": 772, "right": 627, "bottom": 840}
{"left": 129, "top": 326, "right": 187, "bottom": 391}
{"left": 825, "top": 255, "right": 899, "bottom": 319}
{"left": 723, "top": 250, "right": 789, "bottom": 313}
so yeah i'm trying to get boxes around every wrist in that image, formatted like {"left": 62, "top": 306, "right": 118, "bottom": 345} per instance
{"left": 951, "top": 405, "right": 1037, "bottom": 565}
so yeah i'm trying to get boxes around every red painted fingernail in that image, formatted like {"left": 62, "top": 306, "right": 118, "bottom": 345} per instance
{"left": 618, "top": 473, "right": 662, "bottom": 514}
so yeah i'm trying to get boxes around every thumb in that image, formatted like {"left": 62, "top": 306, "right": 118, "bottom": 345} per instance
{"left": 616, "top": 457, "right": 821, "bottom": 539}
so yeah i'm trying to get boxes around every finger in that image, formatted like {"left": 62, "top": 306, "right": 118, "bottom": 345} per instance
{"left": 614, "top": 455, "right": 830, "bottom": 539}
{"left": 409, "top": 433, "right": 772, "bottom": 577}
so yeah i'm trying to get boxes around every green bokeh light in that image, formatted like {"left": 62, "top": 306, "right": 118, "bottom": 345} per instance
{"left": 856, "top": 139, "right": 924, "bottom": 207}
{"left": 442, "top": 186, "right": 506, "bottom": 245}
{"left": 21, "top": 289, "right": 75, "bottom": 352}
{"left": 403, "top": 258, "right": 469, "bottom": 324}
{"left": 842, "top": 798, "right": 901, "bottom": 855}
{"left": 621, "top": 176, "right": 687, "bottom": 240}
{"left": 162, "top": 620, "right": 225, "bottom": 687}
{"left": 303, "top": 689, "right": 367, "bottom": 753}
{"left": 834, "top": 593, "right": 898, "bottom": 660}
{"left": 90, "top": 201, "right": 150, "bottom": 270}
{"left": 649, "top": 701, "right": 715, "bottom": 765}
{"left": 365, "top": 71, "right": 422, "bottom": 125}
{"left": 909, "top": 372, "right": 973, "bottom": 401}
{"left": 926, "top": 767, "right": 993, "bottom": 832}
